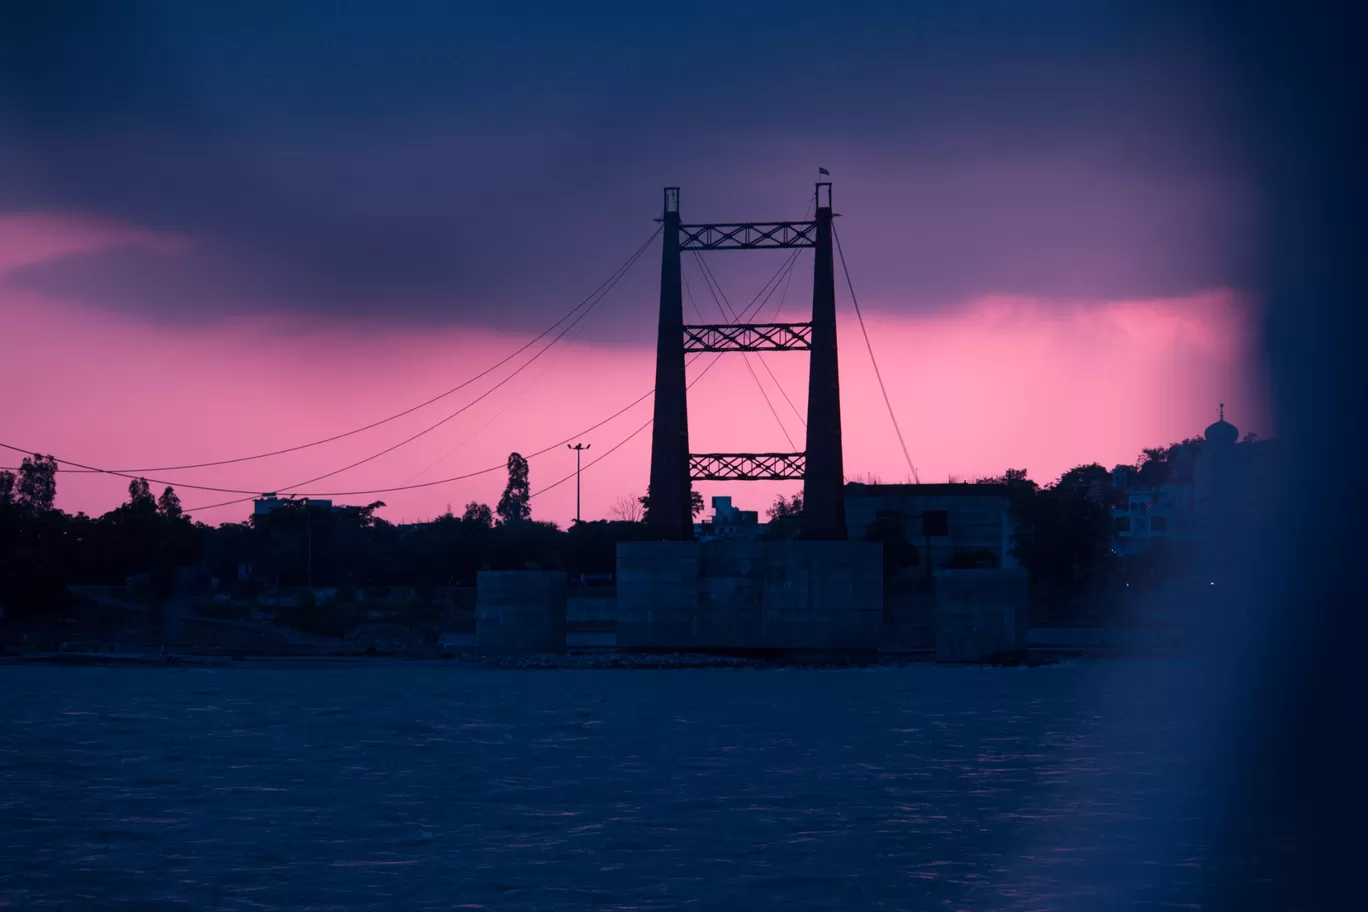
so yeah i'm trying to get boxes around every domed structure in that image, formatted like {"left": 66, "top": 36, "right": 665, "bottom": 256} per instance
{"left": 1205, "top": 403, "right": 1239, "bottom": 446}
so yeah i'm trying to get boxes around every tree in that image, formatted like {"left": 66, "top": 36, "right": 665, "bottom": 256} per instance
{"left": 1011, "top": 481, "right": 1114, "bottom": 587}
{"left": 563, "top": 518, "right": 654, "bottom": 576}
{"left": 862, "top": 512, "right": 920, "bottom": 573}
{"left": 128, "top": 477, "right": 155, "bottom": 508}
{"left": 975, "top": 467, "right": 1032, "bottom": 488}
{"left": 610, "top": 494, "right": 645, "bottom": 523}
{"left": 638, "top": 486, "right": 705, "bottom": 522}
{"left": 1133, "top": 438, "right": 1205, "bottom": 487}
{"left": 16, "top": 454, "right": 57, "bottom": 512}
{"left": 1055, "top": 463, "right": 1124, "bottom": 508}
{"left": 767, "top": 492, "right": 803, "bottom": 520}
{"left": 157, "top": 486, "right": 184, "bottom": 520}
{"left": 356, "top": 500, "right": 387, "bottom": 527}
{"left": 762, "top": 492, "right": 804, "bottom": 539}
{"left": 1057, "top": 463, "right": 1108, "bottom": 491}
{"left": 462, "top": 501, "right": 494, "bottom": 527}
{"left": 974, "top": 467, "right": 1038, "bottom": 519}
{"left": 0, "top": 470, "right": 14, "bottom": 505}
{"left": 496, "top": 452, "right": 531, "bottom": 524}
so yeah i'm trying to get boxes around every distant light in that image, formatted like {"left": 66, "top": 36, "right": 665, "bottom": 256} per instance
{"left": 1210, "top": 581, "right": 1216, "bottom": 586}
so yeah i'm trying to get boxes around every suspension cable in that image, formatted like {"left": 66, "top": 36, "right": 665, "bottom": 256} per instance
{"left": 258, "top": 233, "right": 656, "bottom": 491}
{"left": 0, "top": 442, "right": 289, "bottom": 496}
{"left": 684, "top": 258, "right": 795, "bottom": 450}
{"left": 757, "top": 193, "right": 813, "bottom": 426}
{"left": 403, "top": 250, "right": 621, "bottom": 486}
{"left": 770, "top": 194, "right": 812, "bottom": 323}
{"left": 71, "top": 227, "right": 662, "bottom": 474}
{"left": 693, "top": 252, "right": 807, "bottom": 434}
{"left": 0, "top": 231, "right": 657, "bottom": 503}
{"left": 530, "top": 250, "right": 805, "bottom": 500}
{"left": 183, "top": 240, "right": 806, "bottom": 512}
{"left": 832, "top": 222, "right": 920, "bottom": 484}
{"left": 9, "top": 231, "right": 808, "bottom": 513}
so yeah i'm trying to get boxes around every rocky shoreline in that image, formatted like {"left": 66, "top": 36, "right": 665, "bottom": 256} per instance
{"left": 8, "top": 648, "right": 1068, "bottom": 670}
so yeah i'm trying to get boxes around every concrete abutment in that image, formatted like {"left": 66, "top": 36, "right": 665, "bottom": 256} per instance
{"left": 475, "top": 571, "right": 567, "bottom": 655}
{"left": 616, "top": 540, "right": 882, "bottom": 650}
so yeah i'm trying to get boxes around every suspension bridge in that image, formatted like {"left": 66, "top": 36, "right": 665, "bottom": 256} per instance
{"left": 1, "top": 181, "right": 918, "bottom": 531}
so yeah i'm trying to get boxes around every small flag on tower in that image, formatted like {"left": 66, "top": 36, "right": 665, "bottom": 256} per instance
{"left": 818, "top": 167, "right": 830, "bottom": 175}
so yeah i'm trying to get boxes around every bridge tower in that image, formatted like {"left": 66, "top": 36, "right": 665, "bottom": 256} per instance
{"left": 646, "top": 183, "right": 846, "bottom": 541}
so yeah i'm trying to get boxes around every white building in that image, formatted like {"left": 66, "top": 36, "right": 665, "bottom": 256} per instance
{"left": 694, "top": 496, "right": 765, "bottom": 541}
{"left": 1110, "top": 482, "right": 1198, "bottom": 556}
{"left": 1110, "top": 405, "right": 1265, "bottom": 556}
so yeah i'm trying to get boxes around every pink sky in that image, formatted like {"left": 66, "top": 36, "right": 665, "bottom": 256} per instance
{"left": 0, "top": 213, "right": 1269, "bottom": 527}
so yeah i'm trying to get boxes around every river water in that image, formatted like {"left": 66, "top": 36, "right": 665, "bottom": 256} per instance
{"left": 0, "top": 660, "right": 1277, "bottom": 909}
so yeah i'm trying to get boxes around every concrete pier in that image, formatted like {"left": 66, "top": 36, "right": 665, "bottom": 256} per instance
{"left": 616, "top": 541, "right": 882, "bottom": 650}
{"left": 476, "top": 571, "right": 567, "bottom": 654}
{"left": 880, "top": 570, "right": 936, "bottom": 651}
{"left": 934, "top": 569, "right": 1028, "bottom": 662}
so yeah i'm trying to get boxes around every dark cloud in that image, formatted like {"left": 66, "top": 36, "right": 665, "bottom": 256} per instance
{"left": 0, "top": 1, "right": 1253, "bottom": 337}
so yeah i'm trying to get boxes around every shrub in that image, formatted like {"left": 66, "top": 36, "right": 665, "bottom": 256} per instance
{"left": 198, "top": 600, "right": 253, "bottom": 621}
{"left": 274, "top": 593, "right": 361, "bottom": 638}
{"left": 862, "top": 514, "right": 920, "bottom": 573}
{"left": 945, "top": 548, "right": 1000, "bottom": 570}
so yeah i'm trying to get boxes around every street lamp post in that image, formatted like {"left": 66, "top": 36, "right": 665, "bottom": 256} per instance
{"left": 567, "top": 443, "right": 590, "bottom": 524}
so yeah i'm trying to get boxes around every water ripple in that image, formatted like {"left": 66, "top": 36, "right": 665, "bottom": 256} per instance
{"left": 0, "top": 662, "right": 1267, "bottom": 909}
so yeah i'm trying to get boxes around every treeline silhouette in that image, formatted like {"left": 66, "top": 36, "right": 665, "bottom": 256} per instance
{"left": 0, "top": 444, "right": 1204, "bottom": 620}
{"left": 0, "top": 452, "right": 659, "bottom": 619}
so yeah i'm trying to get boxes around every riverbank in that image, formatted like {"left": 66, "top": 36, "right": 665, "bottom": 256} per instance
{"left": 5, "top": 647, "right": 1090, "bottom": 670}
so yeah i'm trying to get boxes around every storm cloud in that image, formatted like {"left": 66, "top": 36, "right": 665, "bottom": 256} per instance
{"left": 0, "top": 1, "right": 1254, "bottom": 338}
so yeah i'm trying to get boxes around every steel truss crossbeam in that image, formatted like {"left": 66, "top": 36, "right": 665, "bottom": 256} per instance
{"left": 683, "top": 322, "right": 812, "bottom": 352}
{"left": 690, "top": 452, "right": 806, "bottom": 481}
{"left": 679, "top": 221, "right": 817, "bottom": 250}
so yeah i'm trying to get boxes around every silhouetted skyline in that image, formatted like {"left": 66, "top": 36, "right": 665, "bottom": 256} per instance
{"left": 0, "top": 2, "right": 1267, "bottom": 526}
